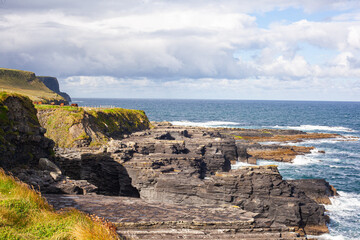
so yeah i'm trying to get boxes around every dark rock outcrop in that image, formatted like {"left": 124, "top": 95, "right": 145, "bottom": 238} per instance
{"left": 0, "top": 93, "right": 97, "bottom": 195}
{"left": 288, "top": 179, "right": 338, "bottom": 205}
{"left": 45, "top": 194, "right": 307, "bottom": 239}
{"left": 38, "top": 76, "right": 71, "bottom": 102}
{"left": 80, "top": 153, "right": 140, "bottom": 197}
{"left": 12, "top": 166, "right": 98, "bottom": 195}
{"left": 0, "top": 93, "right": 54, "bottom": 169}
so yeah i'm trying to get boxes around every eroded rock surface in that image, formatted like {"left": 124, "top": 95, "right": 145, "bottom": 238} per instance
{"left": 52, "top": 122, "right": 339, "bottom": 235}
{"left": 0, "top": 94, "right": 54, "bottom": 169}
{"left": 288, "top": 179, "right": 339, "bottom": 205}
{"left": 45, "top": 194, "right": 307, "bottom": 239}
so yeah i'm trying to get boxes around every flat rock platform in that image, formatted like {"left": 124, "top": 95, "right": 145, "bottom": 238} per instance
{"left": 45, "top": 194, "right": 306, "bottom": 239}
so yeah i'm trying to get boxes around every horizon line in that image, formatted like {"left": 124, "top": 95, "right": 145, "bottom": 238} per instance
{"left": 70, "top": 97, "right": 360, "bottom": 103}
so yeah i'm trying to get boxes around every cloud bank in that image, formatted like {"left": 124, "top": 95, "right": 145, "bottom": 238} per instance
{"left": 0, "top": 0, "right": 359, "bottom": 100}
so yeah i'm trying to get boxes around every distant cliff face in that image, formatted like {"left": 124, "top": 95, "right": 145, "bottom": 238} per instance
{"left": 38, "top": 76, "right": 71, "bottom": 102}
{"left": 0, "top": 92, "right": 54, "bottom": 169}
{"left": 0, "top": 68, "right": 67, "bottom": 104}
{"left": 37, "top": 76, "right": 60, "bottom": 93}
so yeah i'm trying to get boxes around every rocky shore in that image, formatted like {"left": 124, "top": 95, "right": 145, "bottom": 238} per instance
{"left": 0, "top": 95, "right": 345, "bottom": 239}
{"left": 39, "top": 122, "right": 341, "bottom": 238}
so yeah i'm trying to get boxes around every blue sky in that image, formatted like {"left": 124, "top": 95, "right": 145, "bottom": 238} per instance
{"left": 255, "top": 8, "right": 341, "bottom": 28}
{"left": 0, "top": 0, "right": 360, "bottom": 101}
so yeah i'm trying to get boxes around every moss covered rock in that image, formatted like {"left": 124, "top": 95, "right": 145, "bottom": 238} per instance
{"left": 0, "top": 92, "right": 54, "bottom": 169}
{"left": 36, "top": 105, "right": 150, "bottom": 148}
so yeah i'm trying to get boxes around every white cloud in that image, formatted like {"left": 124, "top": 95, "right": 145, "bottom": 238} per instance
{"left": 0, "top": 0, "right": 360, "bottom": 100}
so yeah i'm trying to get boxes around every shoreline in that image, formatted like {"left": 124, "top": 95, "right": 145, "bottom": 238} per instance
{"left": 1, "top": 92, "right": 357, "bottom": 239}
{"left": 41, "top": 121, "right": 345, "bottom": 239}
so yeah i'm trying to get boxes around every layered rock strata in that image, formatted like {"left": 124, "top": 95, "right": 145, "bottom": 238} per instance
{"left": 53, "top": 122, "right": 339, "bottom": 235}
{"left": 45, "top": 194, "right": 307, "bottom": 240}
{"left": 288, "top": 179, "right": 339, "bottom": 205}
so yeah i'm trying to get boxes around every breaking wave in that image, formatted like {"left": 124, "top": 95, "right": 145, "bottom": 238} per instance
{"left": 273, "top": 125, "right": 356, "bottom": 133}
{"left": 171, "top": 120, "right": 240, "bottom": 128}
{"left": 292, "top": 155, "right": 320, "bottom": 165}
{"left": 315, "top": 191, "right": 360, "bottom": 240}
{"left": 231, "top": 161, "right": 256, "bottom": 169}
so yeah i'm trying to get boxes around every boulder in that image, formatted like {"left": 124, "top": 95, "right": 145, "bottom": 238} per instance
{"left": 39, "top": 158, "right": 62, "bottom": 174}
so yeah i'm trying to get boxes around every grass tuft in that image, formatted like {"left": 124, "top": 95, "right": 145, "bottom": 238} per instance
{"left": 0, "top": 169, "right": 120, "bottom": 240}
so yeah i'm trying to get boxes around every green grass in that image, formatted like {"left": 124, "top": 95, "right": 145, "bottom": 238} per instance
{"left": 232, "top": 135, "right": 243, "bottom": 139}
{"left": 35, "top": 107, "right": 85, "bottom": 147}
{"left": 0, "top": 168, "right": 120, "bottom": 240}
{"left": 0, "top": 68, "right": 65, "bottom": 103}
{"left": 36, "top": 105, "right": 150, "bottom": 148}
{"left": 88, "top": 108, "right": 149, "bottom": 135}
{"left": 35, "top": 105, "right": 80, "bottom": 111}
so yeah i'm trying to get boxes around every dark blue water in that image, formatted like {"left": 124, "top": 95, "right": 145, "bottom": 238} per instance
{"left": 74, "top": 98, "right": 360, "bottom": 240}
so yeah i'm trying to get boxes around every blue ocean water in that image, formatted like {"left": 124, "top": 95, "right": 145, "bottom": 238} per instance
{"left": 74, "top": 98, "right": 360, "bottom": 240}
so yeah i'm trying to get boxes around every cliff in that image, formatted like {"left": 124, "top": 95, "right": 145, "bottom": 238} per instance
{"left": 0, "top": 92, "right": 54, "bottom": 169}
{"left": 0, "top": 68, "right": 67, "bottom": 104}
{"left": 52, "top": 123, "right": 337, "bottom": 238}
{"left": 38, "top": 76, "right": 71, "bottom": 102}
{"left": 36, "top": 105, "right": 150, "bottom": 148}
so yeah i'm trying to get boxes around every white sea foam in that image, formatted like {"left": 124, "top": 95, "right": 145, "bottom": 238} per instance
{"left": 310, "top": 192, "right": 360, "bottom": 239}
{"left": 310, "top": 148, "right": 321, "bottom": 154}
{"left": 231, "top": 161, "right": 256, "bottom": 169}
{"left": 233, "top": 149, "right": 321, "bottom": 168}
{"left": 327, "top": 191, "right": 360, "bottom": 218}
{"left": 314, "top": 234, "right": 346, "bottom": 240}
{"left": 292, "top": 155, "right": 320, "bottom": 165}
{"left": 273, "top": 125, "right": 356, "bottom": 133}
{"left": 171, "top": 120, "right": 240, "bottom": 128}
{"left": 317, "top": 191, "right": 360, "bottom": 240}
{"left": 296, "top": 138, "right": 345, "bottom": 145}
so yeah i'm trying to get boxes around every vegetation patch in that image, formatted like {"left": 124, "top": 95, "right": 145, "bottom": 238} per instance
{"left": 88, "top": 108, "right": 149, "bottom": 135}
{"left": 0, "top": 168, "right": 119, "bottom": 240}
{"left": 36, "top": 106, "right": 150, "bottom": 148}
{"left": 36, "top": 107, "right": 85, "bottom": 148}
{"left": 232, "top": 135, "right": 243, "bottom": 139}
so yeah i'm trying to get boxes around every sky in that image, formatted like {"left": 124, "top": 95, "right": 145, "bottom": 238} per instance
{"left": 1, "top": 0, "right": 360, "bottom": 101}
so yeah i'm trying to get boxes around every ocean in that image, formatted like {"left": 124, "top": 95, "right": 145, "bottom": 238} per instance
{"left": 74, "top": 98, "right": 360, "bottom": 240}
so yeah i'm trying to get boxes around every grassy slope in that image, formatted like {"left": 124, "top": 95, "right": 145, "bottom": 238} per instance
{"left": 0, "top": 68, "right": 64, "bottom": 103}
{"left": 0, "top": 169, "right": 119, "bottom": 240}
{"left": 36, "top": 105, "right": 150, "bottom": 148}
